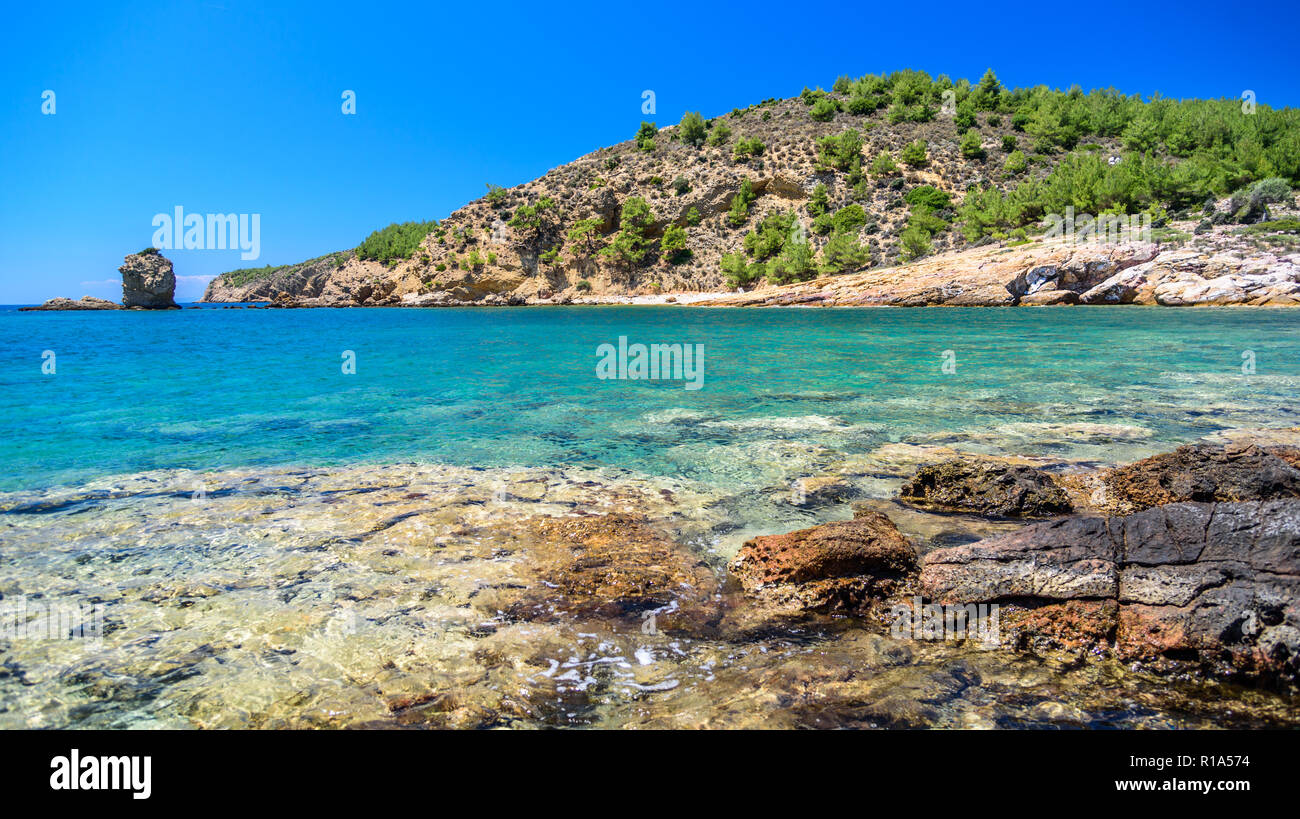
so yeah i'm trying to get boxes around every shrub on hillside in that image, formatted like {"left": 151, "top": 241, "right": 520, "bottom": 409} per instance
{"left": 635, "top": 121, "right": 658, "bottom": 151}
{"left": 900, "top": 139, "right": 928, "bottom": 167}
{"left": 356, "top": 220, "right": 439, "bottom": 264}
{"left": 727, "top": 179, "right": 757, "bottom": 226}
{"left": 903, "top": 185, "right": 953, "bottom": 211}
{"left": 816, "top": 129, "right": 863, "bottom": 172}
{"left": 601, "top": 196, "right": 655, "bottom": 264}
{"left": 1004, "top": 149, "right": 1028, "bottom": 175}
{"left": 810, "top": 98, "right": 838, "bottom": 122}
{"left": 733, "top": 137, "right": 765, "bottom": 159}
{"left": 661, "top": 223, "right": 691, "bottom": 264}
{"left": 743, "top": 209, "right": 797, "bottom": 260}
{"left": 807, "top": 183, "right": 830, "bottom": 216}
{"left": 678, "top": 112, "right": 707, "bottom": 147}
{"left": 819, "top": 230, "right": 870, "bottom": 274}
{"left": 707, "top": 121, "right": 732, "bottom": 147}
{"left": 871, "top": 150, "right": 899, "bottom": 176}
{"left": 721, "top": 251, "right": 760, "bottom": 288}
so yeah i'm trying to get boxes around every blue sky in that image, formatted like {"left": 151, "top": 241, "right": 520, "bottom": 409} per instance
{"left": 2, "top": 0, "right": 1297, "bottom": 303}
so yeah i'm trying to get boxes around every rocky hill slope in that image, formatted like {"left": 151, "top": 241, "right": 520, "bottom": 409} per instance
{"left": 202, "top": 70, "right": 1300, "bottom": 307}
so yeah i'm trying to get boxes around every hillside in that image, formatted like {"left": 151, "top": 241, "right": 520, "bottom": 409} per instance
{"left": 202, "top": 69, "right": 1300, "bottom": 306}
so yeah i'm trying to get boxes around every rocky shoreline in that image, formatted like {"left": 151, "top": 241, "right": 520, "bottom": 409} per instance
{"left": 24, "top": 236, "right": 1298, "bottom": 311}
{"left": 730, "top": 439, "right": 1300, "bottom": 690}
{"left": 195, "top": 234, "right": 1300, "bottom": 309}
{"left": 3, "top": 428, "right": 1298, "bottom": 728}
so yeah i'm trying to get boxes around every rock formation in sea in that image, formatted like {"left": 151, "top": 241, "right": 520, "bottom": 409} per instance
{"left": 18, "top": 296, "right": 120, "bottom": 312}
{"left": 119, "top": 248, "right": 178, "bottom": 308}
{"left": 22, "top": 249, "right": 180, "bottom": 311}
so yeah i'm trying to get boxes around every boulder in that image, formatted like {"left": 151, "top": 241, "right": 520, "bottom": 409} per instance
{"left": 729, "top": 511, "right": 917, "bottom": 614}
{"left": 1102, "top": 443, "right": 1300, "bottom": 513}
{"left": 120, "top": 249, "right": 178, "bottom": 308}
{"left": 898, "top": 458, "right": 1073, "bottom": 518}
{"left": 1004, "top": 243, "right": 1158, "bottom": 303}
{"left": 1079, "top": 270, "right": 1142, "bottom": 304}
{"left": 920, "top": 500, "right": 1300, "bottom": 686}
{"left": 1018, "top": 289, "right": 1078, "bottom": 305}
{"left": 19, "top": 296, "right": 120, "bottom": 311}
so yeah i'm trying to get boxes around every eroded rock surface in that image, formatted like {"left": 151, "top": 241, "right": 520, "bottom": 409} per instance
{"left": 921, "top": 500, "right": 1300, "bottom": 686}
{"left": 120, "top": 250, "right": 178, "bottom": 308}
{"left": 1081, "top": 247, "right": 1300, "bottom": 306}
{"left": 730, "top": 510, "right": 917, "bottom": 614}
{"left": 1102, "top": 443, "right": 1300, "bottom": 513}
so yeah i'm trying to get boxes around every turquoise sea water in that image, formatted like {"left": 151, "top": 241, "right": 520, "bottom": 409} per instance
{"left": 4, "top": 304, "right": 1300, "bottom": 729}
{"left": 2, "top": 305, "right": 1299, "bottom": 492}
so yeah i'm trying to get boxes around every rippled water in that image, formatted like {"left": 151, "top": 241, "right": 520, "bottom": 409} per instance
{"left": 2, "top": 305, "right": 1299, "bottom": 728}
{"left": 4, "top": 304, "right": 1300, "bottom": 489}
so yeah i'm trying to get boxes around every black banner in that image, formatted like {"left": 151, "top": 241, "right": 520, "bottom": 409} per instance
{"left": 0, "top": 729, "right": 1288, "bottom": 808}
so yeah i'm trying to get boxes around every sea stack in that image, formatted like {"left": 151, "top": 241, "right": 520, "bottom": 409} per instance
{"left": 120, "top": 248, "right": 178, "bottom": 308}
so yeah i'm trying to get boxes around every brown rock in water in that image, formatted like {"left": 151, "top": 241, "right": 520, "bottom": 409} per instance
{"left": 730, "top": 511, "right": 917, "bottom": 614}
{"left": 493, "top": 513, "right": 720, "bottom": 632}
{"left": 898, "top": 458, "right": 1073, "bottom": 518}
{"left": 1102, "top": 443, "right": 1300, "bottom": 513}
{"left": 120, "top": 249, "right": 178, "bottom": 308}
{"left": 920, "top": 499, "right": 1300, "bottom": 687}
{"left": 19, "top": 296, "right": 120, "bottom": 311}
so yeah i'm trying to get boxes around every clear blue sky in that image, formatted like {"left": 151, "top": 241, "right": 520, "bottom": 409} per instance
{"left": 2, "top": 0, "right": 1297, "bottom": 303}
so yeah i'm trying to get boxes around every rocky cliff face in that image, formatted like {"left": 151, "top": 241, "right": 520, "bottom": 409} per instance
{"left": 704, "top": 236, "right": 1300, "bottom": 308}
{"left": 120, "top": 250, "right": 178, "bottom": 308}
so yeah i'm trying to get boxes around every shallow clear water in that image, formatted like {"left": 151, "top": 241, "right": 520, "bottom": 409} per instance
{"left": 2, "top": 305, "right": 1299, "bottom": 729}
{"left": 3, "top": 305, "right": 1299, "bottom": 492}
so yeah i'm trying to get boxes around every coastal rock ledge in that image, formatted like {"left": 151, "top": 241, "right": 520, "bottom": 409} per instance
{"left": 921, "top": 499, "right": 1300, "bottom": 687}
{"left": 19, "top": 296, "right": 120, "bottom": 312}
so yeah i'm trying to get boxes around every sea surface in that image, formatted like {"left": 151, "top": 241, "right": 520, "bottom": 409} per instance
{"left": 2, "top": 304, "right": 1299, "bottom": 729}
{"left": 3, "top": 304, "right": 1299, "bottom": 491}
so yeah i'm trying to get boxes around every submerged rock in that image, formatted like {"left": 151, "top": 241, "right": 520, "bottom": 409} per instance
{"left": 898, "top": 458, "right": 1073, "bottom": 518}
{"left": 484, "top": 513, "right": 721, "bottom": 633}
{"left": 120, "top": 249, "right": 178, "bottom": 308}
{"left": 1102, "top": 443, "right": 1300, "bottom": 513}
{"left": 729, "top": 511, "right": 917, "bottom": 614}
{"left": 921, "top": 499, "right": 1300, "bottom": 687}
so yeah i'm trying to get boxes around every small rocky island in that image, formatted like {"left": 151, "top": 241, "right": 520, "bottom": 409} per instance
{"left": 21, "top": 248, "right": 179, "bottom": 311}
